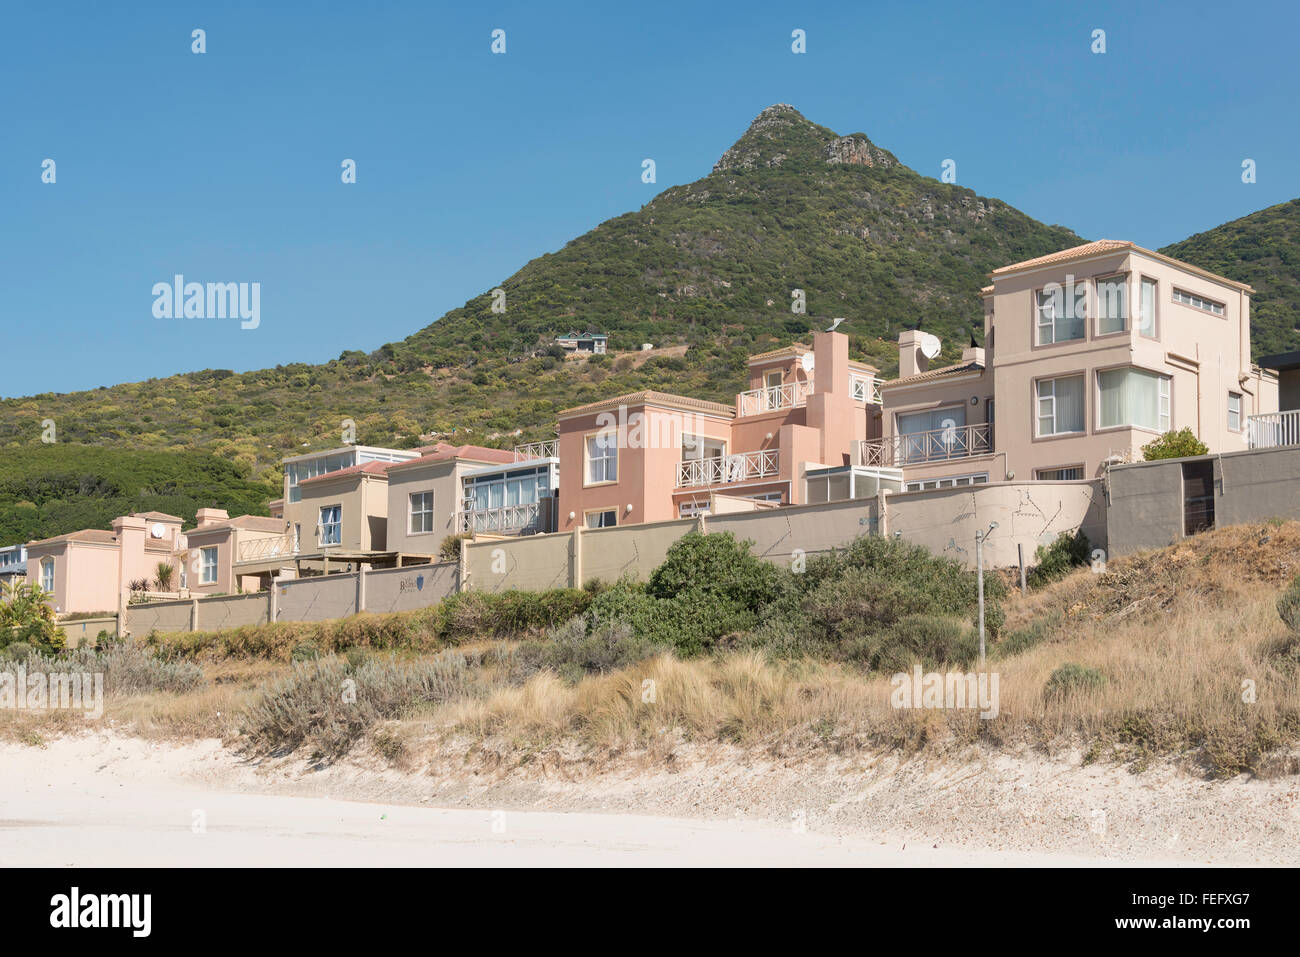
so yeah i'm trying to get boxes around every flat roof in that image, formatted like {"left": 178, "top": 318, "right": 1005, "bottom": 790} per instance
{"left": 1257, "top": 351, "right": 1300, "bottom": 371}
{"left": 461, "top": 457, "right": 558, "bottom": 477}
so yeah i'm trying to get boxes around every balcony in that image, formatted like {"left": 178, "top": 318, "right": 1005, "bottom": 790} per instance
{"left": 856, "top": 423, "right": 992, "bottom": 467}
{"left": 237, "top": 534, "right": 295, "bottom": 563}
{"left": 513, "top": 440, "right": 557, "bottom": 461}
{"left": 1248, "top": 410, "right": 1300, "bottom": 450}
{"left": 850, "top": 373, "right": 883, "bottom": 405}
{"left": 458, "top": 501, "right": 547, "bottom": 535}
{"left": 677, "top": 449, "right": 779, "bottom": 488}
{"left": 737, "top": 381, "right": 812, "bottom": 417}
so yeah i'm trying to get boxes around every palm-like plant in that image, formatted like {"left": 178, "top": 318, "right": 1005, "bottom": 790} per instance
{"left": 0, "top": 580, "right": 66, "bottom": 653}
{"left": 155, "top": 561, "right": 176, "bottom": 592}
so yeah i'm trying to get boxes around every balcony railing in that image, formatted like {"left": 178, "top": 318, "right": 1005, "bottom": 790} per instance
{"left": 677, "top": 449, "right": 779, "bottom": 488}
{"left": 1248, "top": 410, "right": 1300, "bottom": 450}
{"left": 850, "top": 373, "right": 883, "bottom": 405}
{"left": 857, "top": 423, "right": 992, "bottom": 467}
{"left": 237, "top": 534, "right": 295, "bottom": 562}
{"left": 513, "top": 440, "right": 557, "bottom": 461}
{"left": 737, "top": 381, "right": 812, "bottom": 416}
{"left": 459, "top": 501, "right": 545, "bottom": 535}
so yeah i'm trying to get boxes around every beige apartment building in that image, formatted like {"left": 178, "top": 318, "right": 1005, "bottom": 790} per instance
{"left": 863, "top": 240, "right": 1278, "bottom": 487}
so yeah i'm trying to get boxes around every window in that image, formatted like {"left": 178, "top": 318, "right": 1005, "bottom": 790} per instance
{"left": 319, "top": 505, "right": 342, "bottom": 546}
{"left": 200, "top": 546, "right": 218, "bottom": 585}
{"left": 293, "top": 523, "right": 301, "bottom": 552}
{"left": 585, "top": 509, "right": 617, "bottom": 529}
{"left": 409, "top": 491, "right": 434, "bottom": 534}
{"left": 179, "top": 561, "right": 187, "bottom": 589}
{"left": 896, "top": 405, "right": 972, "bottom": 463}
{"left": 904, "top": 473, "right": 989, "bottom": 491}
{"left": 287, "top": 451, "right": 356, "bottom": 502}
{"left": 1098, "top": 368, "right": 1171, "bottom": 431}
{"left": 681, "top": 433, "right": 726, "bottom": 461}
{"left": 585, "top": 433, "right": 618, "bottom": 484}
{"left": 1172, "top": 288, "right": 1225, "bottom": 316}
{"left": 1036, "top": 285, "right": 1086, "bottom": 344}
{"left": 1036, "top": 467, "right": 1085, "bottom": 481}
{"left": 40, "top": 558, "right": 54, "bottom": 592}
{"left": 1096, "top": 276, "right": 1127, "bottom": 334}
{"left": 1137, "top": 277, "right": 1158, "bottom": 337}
{"left": 678, "top": 501, "right": 710, "bottom": 518}
{"left": 1228, "top": 392, "right": 1242, "bottom": 432}
{"left": 1036, "top": 375, "right": 1086, "bottom": 436}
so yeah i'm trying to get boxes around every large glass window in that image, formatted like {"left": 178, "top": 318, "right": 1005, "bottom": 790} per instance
{"left": 1137, "top": 278, "right": 1157, "bottom": 337}
{"left": 1036, "top": 375, "right": 1086, "bottom": 435}
{"left": 409, "top": 491, "right": 433, "bottom": 534}
{"left": 287, "top": 451, "right": 356, "bottom": 502}
{"left": 1228, "top": 392, "right": 1242, "bottom": 432}
{"left": 1036, "top": 285, "right": 1086, "bottom": 344}
{"left": 319, "top": 505, "right": 342, "bottom": 545}
{"left": 586, "top": 433, "right": 618, "bottom": 484}
{"left": 200, "top": 546, "right": 218, "bottom": 584}
{"left": 1098, "top": 368, "right": 1171, "bottom": 431}
{"left": 585, "top": 509, "right": 617, "bottom": 528}
{"left": 1096, "top": 277, "right": 1127, "bottom": 334}
{"left": 681, "top": 433, "right": 726, "bottom": 461}
{"left": 40, "top": 558, "right": 54, "bottom": 592}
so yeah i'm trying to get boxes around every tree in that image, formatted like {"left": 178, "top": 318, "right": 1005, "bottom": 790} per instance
{"left": 1141, "top": 428, "right": 1209, "bottom": 461}
{"left": 0, "top": 581, "right": 66, "bottom": 653}
{"left": 155, "top": 561, "right": 176, "bottom": 592}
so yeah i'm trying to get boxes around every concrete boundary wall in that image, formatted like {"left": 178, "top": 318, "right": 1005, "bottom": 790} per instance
{"left": 121, "top": 480, "right": 1128, "bottom": 635}
{"left": 59, "top": 615, "right": 120, "bottom": 645}
{"left": 1107, "top": 445, "right": 1300, "bottom": 556}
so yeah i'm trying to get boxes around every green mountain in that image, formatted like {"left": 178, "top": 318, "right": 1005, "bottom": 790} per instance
{"left": 1159, "top": 198, "right": 1300, "bottom": 357}
{"left": 0, "top": 105, "right": 1083, "bottom": 490}
{"left": 0, "top": 445, "right": 278, "bottom": 545}
{"left": 2, "top": 104, "right": 1296, "bottom": 545}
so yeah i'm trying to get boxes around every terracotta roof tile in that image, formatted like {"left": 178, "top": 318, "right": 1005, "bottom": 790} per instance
{"left": 881, "top": 361, "right": 985, "bottom": 388}
{"left": 990, "top": 240, "right": 1134, "bottom": 275}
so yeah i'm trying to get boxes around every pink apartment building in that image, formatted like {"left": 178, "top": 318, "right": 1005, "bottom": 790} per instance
{"left": 556, "top": 331, "right": 890, "bottom": 529}
{"left": 861, "top": 240, "right": 1278, "bottom": 489}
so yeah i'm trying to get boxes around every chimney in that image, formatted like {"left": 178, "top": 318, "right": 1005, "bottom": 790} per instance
{"left": 195, "top": 508, "right": 229, "bottom": 527}
{"left": 811, "top": 330, "right": 849, "bottom": 395}
{"left": 898, "top": 330, "right": 927, "bottom": 378}
{"left": 961, "top": 345, "right": 986, "bottom": 367}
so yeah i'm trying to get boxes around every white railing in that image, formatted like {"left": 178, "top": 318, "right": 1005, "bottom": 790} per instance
{"left": 237, "top": 534, "right": 295, "bottom": 562}
{"left": 1248, "top": 410, "right": 1300, "bottom": 449}
{"left": 513, "top": 440, "right": 558, "bottom": 461}
{"left": 737, "top": 381, "right": 813, "bottom": 416}
{"left": 850, "top": 373, "right": 883, "bottom": 405}
{"left": 459, "top": 502, "right": 545, "bottom": 535}
{"left": 857, "top": 423, "right": 992, "bottom": 467}
{"left": 677, "top": 449, "right": 779, "bottom": 488}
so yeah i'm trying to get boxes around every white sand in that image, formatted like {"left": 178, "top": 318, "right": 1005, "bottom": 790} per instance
{"left": 3, "top": 733, "right": 1294, "bottom": 866}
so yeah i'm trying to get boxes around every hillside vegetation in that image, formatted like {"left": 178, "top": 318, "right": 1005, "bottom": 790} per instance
{"left": 0, "top": 445, "right": 278, "bottom": 543}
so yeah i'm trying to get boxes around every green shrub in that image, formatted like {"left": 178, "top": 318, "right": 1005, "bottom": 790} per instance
{"left": 2, "top": 641, "right": 33, "bottom": 662}
{"left": 1277, "top": 574, "right": 1300, "bottom": 633}
{"left": 242, "top": 653, "right": 469, "bottom": 759}
{"left": 438, "top": 534, "right": 468, "bottom": 563}
{"left": 0, "top": 581, "right": 65, "bottom": 653}
{"left": 1028, "top": 531, "right": 1091, "bottom": 588}
{"left": 1141, "top": 427, "right": 1209, "bottom": 461}
{"left": 344, "top": 647, "right": 370, "bottom": 671}
{"left": 513, "top": 616, "right": 671, "bottom": 684}
{"left": 876, "top": 614, "right": 979, "bottom": 673}
{"left": 995, "top": 613, "right": 1061, "bottom": 659}
{"left": 291, "top": 640, "right": 321, "bottom": 662}
{"left": 9, "top": 643, "right": 204, "bottom": 695}
{"left": 1043, "top": 663, "right": 1106, "bottom": 699}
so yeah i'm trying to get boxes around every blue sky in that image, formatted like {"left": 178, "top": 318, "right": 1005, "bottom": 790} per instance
{"left": 2, "top": 0, "right": 1297, "bottom": 397}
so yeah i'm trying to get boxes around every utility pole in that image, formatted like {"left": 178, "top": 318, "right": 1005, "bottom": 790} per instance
{"left": 975, "top": 521, "right": 999, "bottom": 667}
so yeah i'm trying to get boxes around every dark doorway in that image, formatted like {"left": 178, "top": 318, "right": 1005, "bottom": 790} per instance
{"left": 1181, "top": 461, "right": 1215, "bottom": 536}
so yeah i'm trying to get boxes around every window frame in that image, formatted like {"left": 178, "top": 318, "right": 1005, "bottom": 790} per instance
{"left": 1094, "top": 273, "right": 1129, "bottom": 337}
{"left": 1034, "top": 281, "right": 1088, "bottom": 346}
{"left": 1136, "top": 275, "right": 1159, "bottom": 339}
{"left": 1095, "top": 366, "right": 1172, "bottom": 434}
{"left": 583, "top": 508, "right": 618, "bottom": 529}
{"left": 40, "top": 557, "right": 54, "bottom": 592}
{"left": 583, "top": 430, "right": 619, "bottom": 487}
{"left": 1035, "top": 466, "right": 1086, "bottom": 481}
{"left": 1034, "top": 373, "right": 1087, "bottom": 438}
{"left": 1228, "top": 391, "right": 1243, "bottom": 433}
{"left": 408, "top": 490, "right": 434, "bottom": 535}
{"left": 200, "top": 546, "right": 218, "bottom": 585}
{"left": 1171, "top": 287, "right": 1226, "bottom": 317}
{"left": 318, "top": 504, "right": 342, "bottom": 546}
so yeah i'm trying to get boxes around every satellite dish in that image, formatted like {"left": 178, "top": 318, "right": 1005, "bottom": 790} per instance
{"left": 919, "top": 333, "right": 942, "bottom": 360}
{"left": 800, "top": 352, "right": 815, "bottom": 374}
{"left": 149, "top": 522, "right": 166, "bottom": 539}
